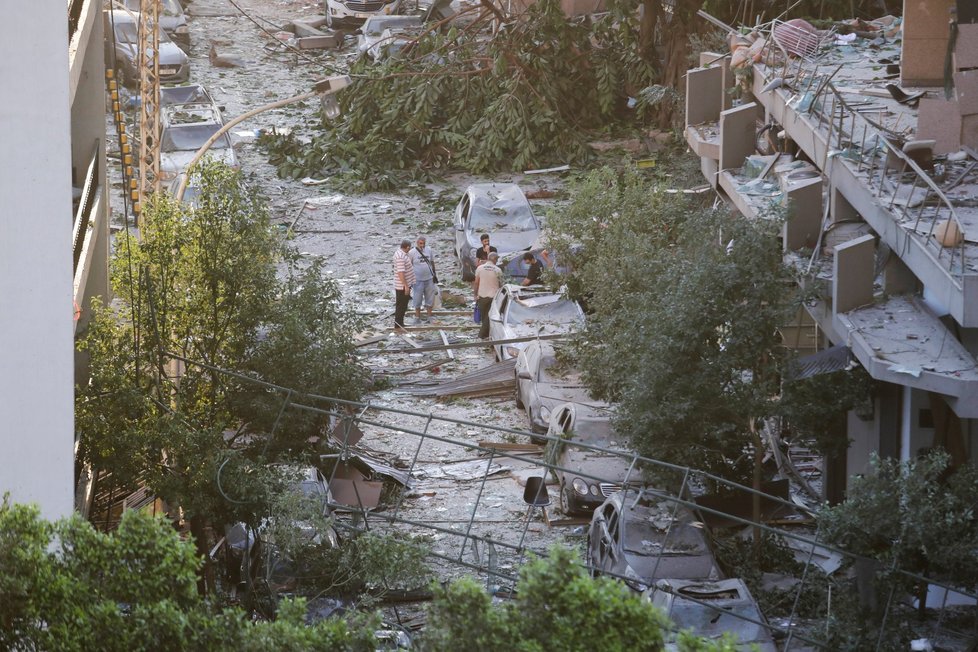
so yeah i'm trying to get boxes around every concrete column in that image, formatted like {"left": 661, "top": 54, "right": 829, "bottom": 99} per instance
{"left": 0, "top": 5, "right": 74, "bottom": 520}
{"left": 719, "top": 102, "right": 758, "bottom": 171}
{"left": 833, "top": 234, "right": 876, "bottom": 314}
{"left": 698, "top": 51, "right": 733, "bottom": 110}
{"left": 830, "top": 186, "right": 860, "bottom": 224}
{"left": 686, "top": 65, "right": 723, "bottom": 127}
{"left": 883, "top": 254, "right": 919, "bottom": 295}
{"left": 782, "top": 176, "right": 823, "bottom": 251}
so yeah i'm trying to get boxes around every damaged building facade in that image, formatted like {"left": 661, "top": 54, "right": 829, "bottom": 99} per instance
{"left": 685, "top": 2, "right": 978, "bottom": 499}
{"left": 0, "top": 0, "right": 110, "bottom": 519}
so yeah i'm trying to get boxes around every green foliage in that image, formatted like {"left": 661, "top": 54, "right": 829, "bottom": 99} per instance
{"left": 423, "top": 547, "right": 666, "bottom": 651}
{"left": 300, "top": 531, "right": 433, "bottom": 600}
{"left": 819, "top": 450, "right": 978, "bottom": 587}
{"left": 422, "top": 547, "right": 741, "bottom": 651}
{"left": 814, "top": 451, "right": 978, "bottom": 650}
{"left": 0, "top": 500, "right": 378, "bottom": 652}
{"left": 779, "top": 365, "right": 873, "bottom": 457}
{"left": 548, "top": 165, "right": 800, "bottom": 477}
{"left": 261, "top": 0, "right": 659, "bottom": 190}
{"left": 76, "top": 161, "right": 369, "bottom": 531}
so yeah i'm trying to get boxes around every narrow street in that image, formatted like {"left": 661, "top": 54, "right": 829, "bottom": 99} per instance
{"left": 109, "top": 0, "right": 579, "bottom": 587}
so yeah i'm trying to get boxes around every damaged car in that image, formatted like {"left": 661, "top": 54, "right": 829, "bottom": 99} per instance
{"left": 486, "top": 285, "right": 584, "bottom": 362}
{"left": 646, "top": 578, "right": 779, "bottom": 651}
{"left": 323, "top": 0, "right": 403, "bottom": 28}
{"left": 515, "top": 340, "right": 603, "bottom": 435}
{"left": 104, "top": 10, "right": 189, "bottom": 87}
{"left": 454, "top": 183, "right": 541, "bottom": 281}
{"left": 545, "top": 402, "right": 637, "bottom": 516}
{"left": 587, "top": 490, "right": 720, "bottom": 592}
{"left": 159, "top": 86, "right": 238, "bottom": 179}
{"left": 358, "top": 15, "right": 422, "bottom": 60}
{"left": 121, "top": 0, "right": 189, "bottom": 45}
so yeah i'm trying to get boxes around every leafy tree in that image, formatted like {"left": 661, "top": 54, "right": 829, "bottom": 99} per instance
{"left": 819, "top": 451, "right": 978, "bottom": 610}
{"left": 0, "top": 500, "right": 378, "bottom": 652}
{"left": 262, "top": 0, "right": 662, "bottom": 189}
{"left": 547, "top": 165, "right": 800, "bottom": 480}
{"left": 75, "top": 162, "right": 370, "bottom": 575}
{"left": 421, "top": 547, "right": 740, "bottom": 651}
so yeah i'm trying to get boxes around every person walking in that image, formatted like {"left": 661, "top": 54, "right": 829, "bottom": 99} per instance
{"left": 393, "top": 239, "right": 415, "bottom": 331}
{"left": 473, "top": 251, "right": 502, "bottom": 339}
{"left": 408, "top": 236, "right": 437, "bottom": 323}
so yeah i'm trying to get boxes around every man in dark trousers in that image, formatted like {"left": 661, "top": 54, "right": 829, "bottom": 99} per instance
{"left": 473, "top": 252, "right": 502, "bottom": 339}
{"left": 393, "top": 239, "right": 415, "bottom": 331}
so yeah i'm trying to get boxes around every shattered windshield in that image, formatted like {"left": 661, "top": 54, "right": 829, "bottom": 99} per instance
{"left": 162, "top": 124, "right": 230, "bottom": 152}
{"left": 668, "top": 602, "right": 767, "bottom": 642}
{"left": 507, "top": 297, "right": 581, "bottom": 325}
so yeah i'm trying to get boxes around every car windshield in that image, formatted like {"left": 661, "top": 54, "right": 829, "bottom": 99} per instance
{"left": 669, "top": 603, "right": 767, "bottom": 642}
{"left": 468, "top": 189, "right": 536, "bottom": 231}
{"left": 507, "top": 297, "right": 580, "bottom": 325}
{"left": 162, "top": 124, "right": 230, "bottom": 152}
{"left": 537, "top": 354, "right": 583, "bottom": 385}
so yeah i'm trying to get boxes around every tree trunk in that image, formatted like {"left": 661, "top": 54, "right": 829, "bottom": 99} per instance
{"left": 750, "top": 417, "right": 763, "bottom": 559}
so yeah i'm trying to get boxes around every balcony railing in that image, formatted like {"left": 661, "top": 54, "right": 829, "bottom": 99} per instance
{"left": 73, "top": 141, "right": 100, "bottom": 274}
{"left": 752, "top": 31, "right": 968, "bottom": 284}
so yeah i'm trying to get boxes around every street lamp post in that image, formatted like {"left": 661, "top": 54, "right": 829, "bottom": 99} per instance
{"left": 174, "top": 75, "right": 352, "bottom": 202}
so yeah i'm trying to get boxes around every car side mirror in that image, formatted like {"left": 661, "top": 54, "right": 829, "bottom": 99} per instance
{"left": 517, "top": 370, "right": 532, "bottom": 380}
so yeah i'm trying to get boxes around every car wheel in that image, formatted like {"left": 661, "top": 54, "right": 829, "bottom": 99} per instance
{"left": 461, "top": 266, "right": 474, "bottom": 282}
{"left": 515, "top": 388, "right": 524, "bottom": 410}
{"left": 559, "top": 484, "right": 572, "bottom": 516}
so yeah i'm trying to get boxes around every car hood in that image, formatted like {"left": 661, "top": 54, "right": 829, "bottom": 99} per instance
{"left": 466, "top": 230, "right": 539, "bottom": 255}
{"left": 161, "top": 148, "right": 237, "bottom": 175}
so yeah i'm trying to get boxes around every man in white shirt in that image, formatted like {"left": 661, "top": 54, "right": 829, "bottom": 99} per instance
{"left": 408, "top": 236, "right": 437, "bottom": 323}
{"left": 473, "top": 252, "right": 501, "bottom": 339}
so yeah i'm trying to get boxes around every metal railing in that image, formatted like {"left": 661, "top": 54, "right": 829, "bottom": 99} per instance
{"left": 100, "top": 350, "right": 978, "bottom": 650}
{"left": 755, "top": 33, "right": 969, "bottom": 283}
{"left": 72, "top": 140, "right": 100, "bottom": 274}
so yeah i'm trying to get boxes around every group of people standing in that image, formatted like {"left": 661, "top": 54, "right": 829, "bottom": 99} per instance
{"left": 393, "top": 236, "right": 438, "bottom": 331}
{"left": 393, "top": 232, "right": 547, "bottom": 337}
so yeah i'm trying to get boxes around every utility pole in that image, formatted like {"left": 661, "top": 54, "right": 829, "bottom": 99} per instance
{"left": 137, "top": 0, "right": 162, "bottom": 213}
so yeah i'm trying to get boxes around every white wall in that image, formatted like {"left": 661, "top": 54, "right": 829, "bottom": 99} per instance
{"left": 0, "top": 5, "right": 75, "bottom": 520}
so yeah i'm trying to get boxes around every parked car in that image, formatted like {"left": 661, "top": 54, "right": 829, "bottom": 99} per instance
{"left": 159, "top": 86, "right": 238, "bottom": 179}
{"left": 515, "top": 340, "right": 603, "bottom": 434}
{"left": 486, "top": 285, "right": 584, "bottom": 361}
{"left": 121, "top": 0, "right": 189, "bottom": 45}
{"left": 104, "top": 11, "right": 190, "bottom": 87}
{"left": 454, "top": 183, "right": 541, "bottom": 281}
{"left": 546, "top": 402, "right": 637, "bottom": 516}
{"left": 587, "top": 490, "right": 721, "bottom": 592}
{"left": 646, "top": 578, "right": 779, "bottom": 651}
{"left": 160, "top": 84, "right": 214, "bottom": 107}
{"left": 358, "top": 15, "right": 422, "bottom": 60}
{"left": 323, "top": 0, "right": 403, "bottom": 28}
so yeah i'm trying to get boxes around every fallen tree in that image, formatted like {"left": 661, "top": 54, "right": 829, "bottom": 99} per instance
{"left": 262, "top": 0, "right": 665, "bottom": 189}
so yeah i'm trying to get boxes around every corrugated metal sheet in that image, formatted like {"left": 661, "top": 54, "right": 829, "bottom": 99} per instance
{"left": 785, "top": 345, "right": 851, "bottom": 381}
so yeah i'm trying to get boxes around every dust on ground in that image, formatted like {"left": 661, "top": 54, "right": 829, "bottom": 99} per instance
{"left": 109, "top": 0, "right": 580, "bottom": 591}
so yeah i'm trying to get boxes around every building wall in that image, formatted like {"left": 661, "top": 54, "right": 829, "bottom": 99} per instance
{"left": 0, "top": 5, "right": 75, "bottom": 520}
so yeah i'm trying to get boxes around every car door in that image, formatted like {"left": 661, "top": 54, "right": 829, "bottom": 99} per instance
{"left": 488, "top": 288, "right": 509, "bottom": 358}
{"left": 454, "top": 193, "right": 469, "bottom": 258}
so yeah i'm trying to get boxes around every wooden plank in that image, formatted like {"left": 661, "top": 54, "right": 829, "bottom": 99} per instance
{"left": 477, "top": 441, "right": 543, "bottom": 452}
{"left": 439, "top": 329, "right": 454, "bottom": 360}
